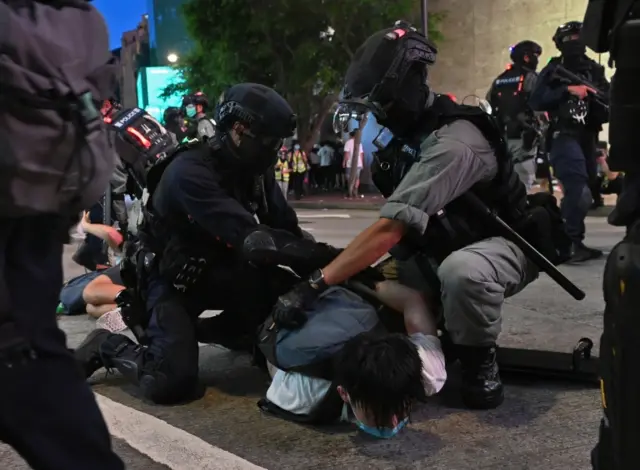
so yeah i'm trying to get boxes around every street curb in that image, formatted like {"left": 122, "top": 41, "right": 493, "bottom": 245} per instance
{"left": 290, "top": 201, "right": 616, "bottom": 218}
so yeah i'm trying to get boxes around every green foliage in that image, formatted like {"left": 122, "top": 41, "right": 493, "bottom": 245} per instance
{"left": 166, "top": 0, "right": 444, "bottom": 142}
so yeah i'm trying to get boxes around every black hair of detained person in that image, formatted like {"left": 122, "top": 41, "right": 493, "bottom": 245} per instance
{"left": 335, "top": 332, "right": 428, "bottom": 429}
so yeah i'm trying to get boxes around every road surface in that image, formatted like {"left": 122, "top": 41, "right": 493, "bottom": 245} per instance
{"left": 0, "top": 210, "right": 624, "bottom": 470}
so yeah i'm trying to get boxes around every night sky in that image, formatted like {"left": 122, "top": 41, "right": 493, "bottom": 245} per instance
{"left": 94, "top": 0, "right": 148, "bottom": 50}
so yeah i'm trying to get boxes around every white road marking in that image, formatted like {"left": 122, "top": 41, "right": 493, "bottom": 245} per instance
{"left": 297, "top": 213, "right": 351, "bottom": 219}
{"left": 96, "top": 394, "right": 266, "bottom": 470}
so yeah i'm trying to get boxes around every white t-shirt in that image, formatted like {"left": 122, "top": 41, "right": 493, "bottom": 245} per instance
{"left": 343, "top": 138, "right": 364, "bottom": 169}
{"left": 266, "top": 333, "right": 447, "bottom": 415}
{"left": 318, "top": 145, "right": 334, "bottom": 167}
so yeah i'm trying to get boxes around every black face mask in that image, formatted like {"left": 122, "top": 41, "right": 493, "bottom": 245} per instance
{"left": 527, "top": 56, "right": 539, "bottom": 72}
{"left": 560, "top": 40, "right": 586, "bottom": 59}
{"left": 375, "top": 71, "right": 429, "bottom": 138}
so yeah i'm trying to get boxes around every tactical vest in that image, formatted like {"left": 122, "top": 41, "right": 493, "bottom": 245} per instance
{"left": 373, "top": 94, "right": 528, "bottom": 265}
{"left": 140, "top": 140, "right": 268, "bottom": 257}
{"left": 548, "top": 57, "right": 607, "bottom": 135}
{"left": 489, "top": 65, "right": 535, "bottom": 138}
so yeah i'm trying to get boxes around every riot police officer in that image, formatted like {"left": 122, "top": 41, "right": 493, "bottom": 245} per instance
{"left": 487, "top": 40, "right": 542, "bottom": 190}
{"left": 74, "top": 83, "right": 304, "bottom": 404}
{"left": 182, "top": 92, "right": 215, "bottom": 141}
{"left": 583, "top": 2, "right": 640, "bottom": 469}
{"left": 269, "top": 25, "right": 568, "bottom": 410}
{"left": 530, "top": 21, "right": 610, "bottom": 263}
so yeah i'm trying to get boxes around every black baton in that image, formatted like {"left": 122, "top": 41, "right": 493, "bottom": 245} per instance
{"left": 464, "top": 193, "right": 586, "bottom": 301}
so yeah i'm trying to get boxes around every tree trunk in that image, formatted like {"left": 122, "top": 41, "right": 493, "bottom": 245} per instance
{"left": 348, "top": 114, "right": 368, "bottom": 197}
{"left": 301, "top": 94, "right": 336, "bottom": 156}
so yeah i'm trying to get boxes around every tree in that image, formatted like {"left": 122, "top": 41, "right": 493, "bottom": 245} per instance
{"left": 168, "top": 0, "right": 444, "bottom": 151}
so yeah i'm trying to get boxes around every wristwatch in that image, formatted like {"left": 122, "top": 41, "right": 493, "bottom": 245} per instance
{"left": 308, "top": 268, "right": 328, "bottom": 292}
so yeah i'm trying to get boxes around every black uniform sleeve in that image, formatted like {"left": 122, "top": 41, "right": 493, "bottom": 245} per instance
{"left": 260, "top": 172, "right": 302, "bottom": 236}
{"left": 593, "top": 64, "right": 610, "bottom": 93}
{"left": 529, "top": 63, "right": 568, "bottom": 111}
{"left": 174, "top": 166, "right": 258, "bottom": 248}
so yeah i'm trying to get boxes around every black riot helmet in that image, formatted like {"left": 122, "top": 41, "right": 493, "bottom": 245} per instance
{"left": 553, "top": 21, "right": 586, "bottom": 58}
{"left": 509, "top": 40, "right": 542, "bottom": 71}
{"left": 335, "top": 22, "right": 437, "bottom": 137}
{"left": 213, "top": 83, "right": 296, "bottom": 174}
{"left": 182, "top": 91, "right": 209, "bottom": 109}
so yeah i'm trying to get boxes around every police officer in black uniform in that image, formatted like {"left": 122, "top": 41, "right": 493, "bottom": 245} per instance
{"left": 268, "top": 24, "right": 571, "bottom": 410}
{"left": 487, "top": 40, "right": 542, "bottom": 190}
{"left": 74, "top": 83, "right": 304, "bottom": 404}
{"left": 582, "top": 1, "right": 640, "bottom": 468}
{"left": 530, "top": 21, "right": 610, "bottom": 263}
{"left": 183, "top": 92, "right": 215, "bottom": 141}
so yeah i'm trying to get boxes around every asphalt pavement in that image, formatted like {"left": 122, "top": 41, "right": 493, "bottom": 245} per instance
{"left": 1, "top": 209, "right": 624, "bottom": 470}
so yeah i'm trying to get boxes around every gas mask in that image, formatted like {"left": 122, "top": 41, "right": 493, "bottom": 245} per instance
{"left": 560, "top": 40, "right": 586, "bottom": 59}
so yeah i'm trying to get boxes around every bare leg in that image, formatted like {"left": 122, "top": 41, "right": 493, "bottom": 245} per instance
{"left": 86, "top": 303, "right": 118, "bottom": 319}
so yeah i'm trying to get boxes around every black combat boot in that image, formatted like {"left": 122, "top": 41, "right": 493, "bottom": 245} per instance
{"left": 457, "top": 344, "right": 504, "bottom": 410}
{"left": 570, "top": 242, "right": 603, "bottom": 263}
{"left": 99, "top": 334, "right": 145, "bottom": 385}
{"left": 74, "top": 329, "right": 112, "bottom": 378}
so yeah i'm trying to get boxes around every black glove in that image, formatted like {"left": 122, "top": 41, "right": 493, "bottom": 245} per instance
{"left": 271, "top": 281, "right": 321, "bottom": 330}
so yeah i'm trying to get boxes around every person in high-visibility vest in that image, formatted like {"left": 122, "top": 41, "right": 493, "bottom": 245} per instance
{"left": 289, "top": 143, "right": 309, "bottom": 200}
{"left": 274, "top": 148, "right": 291, "bottom": 198}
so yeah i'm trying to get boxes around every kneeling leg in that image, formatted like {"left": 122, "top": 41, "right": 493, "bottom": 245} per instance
{"left": 437, "top": 236, "right": 537, "bottom": 409}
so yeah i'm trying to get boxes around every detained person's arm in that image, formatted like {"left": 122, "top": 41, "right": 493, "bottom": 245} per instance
{"left": 80, "top": 211, "right": 124, "bottom": 252}
{"left": 374, "top": 280, "right": 446, "bottom": 395}
{"left": 322, "top": 120, "right": 497, "bottom": 286}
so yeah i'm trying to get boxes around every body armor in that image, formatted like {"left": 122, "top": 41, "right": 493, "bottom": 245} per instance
{"left": 373, "top": 94, "right": 528, "bottom": 264}
{"left": 548, "top": 57, "right": 607, "bottom": 135}
{"left": 489, "top": 65, "right": 536, "bottom": 139}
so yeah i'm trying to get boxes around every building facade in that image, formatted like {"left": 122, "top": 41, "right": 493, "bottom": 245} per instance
{"left": 146, "top": 0, "right": 192, "bottom": 66}
{"left": 427, "top": 0, "right": 611, "bottom": 139}
{"left": 116, "top": 15, "right": 151, "bottom": 108}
